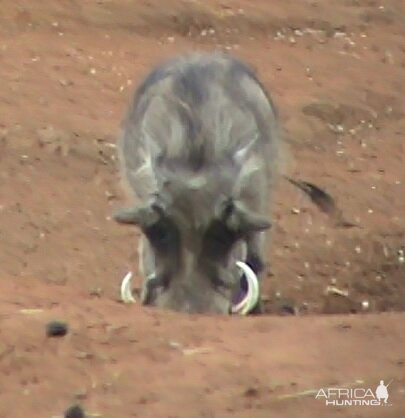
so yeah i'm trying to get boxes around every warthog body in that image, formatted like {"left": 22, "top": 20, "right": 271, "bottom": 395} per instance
{"left": 114, "top": 52, "right": 283, "bottom": 314}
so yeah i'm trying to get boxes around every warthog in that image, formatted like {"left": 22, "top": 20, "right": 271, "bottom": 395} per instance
{"left": 113, "top": 51, "right": 284, "bottom": 315}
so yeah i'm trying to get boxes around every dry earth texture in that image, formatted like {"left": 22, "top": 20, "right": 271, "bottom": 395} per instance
{"left": 0, "top": 0, "right": 404, "bottom": 417}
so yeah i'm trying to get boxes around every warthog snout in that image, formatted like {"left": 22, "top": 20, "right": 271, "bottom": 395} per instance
{"left": 114, "top": 198, "right": 270, "bottom": 314}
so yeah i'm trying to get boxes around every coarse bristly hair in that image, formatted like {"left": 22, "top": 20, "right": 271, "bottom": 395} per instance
{"left": 114, "top": 51, "right": 289, "bottom": 314}
{"left": 117, "top": 51, "right": 287, "bottom": 214}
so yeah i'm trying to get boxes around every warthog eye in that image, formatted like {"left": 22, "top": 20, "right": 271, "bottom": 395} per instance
{"left": 144, "top": 219, "right": 178, "bottom": 253}
{"left": 203, "top": 220, "right": 237, "bottom": 258}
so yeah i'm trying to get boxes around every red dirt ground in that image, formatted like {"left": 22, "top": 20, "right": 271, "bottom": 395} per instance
{"left": 0, "top": 0, "right": 404, "bottom": 416}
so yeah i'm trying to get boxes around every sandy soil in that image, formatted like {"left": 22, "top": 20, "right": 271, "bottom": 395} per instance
{"left": 0, "top": 0, "right": 404, "bottom": 416}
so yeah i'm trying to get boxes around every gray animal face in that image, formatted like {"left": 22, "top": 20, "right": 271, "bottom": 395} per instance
{"left": 114, "top": 52, "right": 281, "bottom": 314}
{"left": 115, "top": 177, "right": 270, "bottom": 313}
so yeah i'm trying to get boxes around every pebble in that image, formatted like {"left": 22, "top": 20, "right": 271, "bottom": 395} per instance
{"left": 64, "top": 404, "right": 85, "bottom": 418}
{"left": 46, "top": 321, "right": 69, "bottom": 337}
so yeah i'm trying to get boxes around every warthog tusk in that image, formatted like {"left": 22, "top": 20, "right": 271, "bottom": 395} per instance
{"left": 231, "top": 261, "right": 260, "bottom": 315}
{"left": 120, "top": 271, "right": 136, "bottom": 303}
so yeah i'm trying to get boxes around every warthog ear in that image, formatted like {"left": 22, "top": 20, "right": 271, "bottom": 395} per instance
{"left": 113, "top": 204, "right": 161, "bottom": 228}
{"left": 218, "top": 199, "right": 271, "bottom": 234}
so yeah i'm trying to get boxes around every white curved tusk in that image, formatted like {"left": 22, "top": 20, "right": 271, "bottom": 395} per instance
{"left": 231, "top": 261, "right": 260, "bottom": 315}
{"left": 120, "top": 271, "right": 136, "bottom": 303}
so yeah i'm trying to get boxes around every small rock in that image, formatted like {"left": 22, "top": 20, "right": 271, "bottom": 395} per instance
{"left": 59, "top": 79, "right": 73, "bottom": 87}
{"left": 46, "top": 321, "right": 68, "bottom": 337}
{"left": 383, "top": 50, "right": 394, "bottom": 65}
{"left": 75, "top": 351, "right": 93, "bottom": 360}
{"left": 325, "top": 286, "right": 349, "bottom": 297}
{"left": 64, "top": 404, "right": 85, "bottom": 418}
{"left": 37, "top": 125, "right": 72, "bottom": 157}
{"left": 244, "top": 387, "right": 259, "bottom": 397}
{"left": 74, "top": 390, "right": 88, "bottom": 400}
{"left": 398, "top": 249, "right": 405, "bottom": 264}
{"left": 89, "top": 287, "right": 103, "bottom": 297}
{"left": 279, "top": 302, "right": 296, "bottom": 316}
{"left": 169, "top": 341, "right": 182, "bottom": 349}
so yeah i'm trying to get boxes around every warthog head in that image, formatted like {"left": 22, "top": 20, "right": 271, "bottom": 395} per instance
{"left": 114, "top": 162, "right": 271, "bottom": 314}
